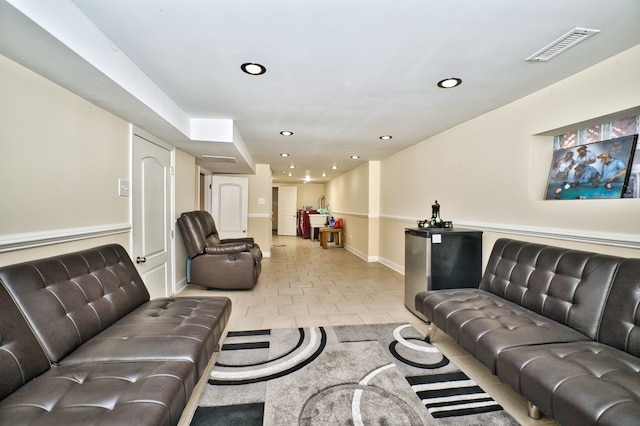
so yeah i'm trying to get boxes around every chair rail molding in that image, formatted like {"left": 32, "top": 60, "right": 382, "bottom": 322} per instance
{"left": 379, "top": 215, "right": 639, "bottom": 249}
{"left": 0, "top": 223, "right": 131, "bottom": 253}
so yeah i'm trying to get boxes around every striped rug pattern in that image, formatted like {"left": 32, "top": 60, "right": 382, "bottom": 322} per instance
{"left": 194, "top": 323, "right": 518, "bottom": 425}
{"left": 407, "top": 371, "right": 504, "bottom": 418}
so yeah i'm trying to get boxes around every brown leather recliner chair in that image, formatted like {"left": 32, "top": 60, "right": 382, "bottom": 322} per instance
{"left": 177, "top": 210, "right": 262, "bottom": 289}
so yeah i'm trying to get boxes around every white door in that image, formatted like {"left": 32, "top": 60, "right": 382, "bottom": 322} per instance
{"left": 209, "top": 175, "right": 248, "bottom": 239}
{"left": 277, "top": 186, "right": 297, "bottom": 236}
{"left": 132, "top": 134, "right": 173, "bottom": 299}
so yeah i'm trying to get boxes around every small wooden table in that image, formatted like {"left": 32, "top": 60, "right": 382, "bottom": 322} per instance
{"left": 319, "top": 227, "right": 344, "bottom": 249}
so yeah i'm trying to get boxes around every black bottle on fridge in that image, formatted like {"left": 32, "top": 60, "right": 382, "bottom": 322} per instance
{"left": 404, "top": 228, "right": 482, "bottom": 320}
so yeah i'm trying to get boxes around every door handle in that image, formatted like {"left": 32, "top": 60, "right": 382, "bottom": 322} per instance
{"left": 243, "top": 229, "right": 247, "bottom": 233}
{"left": 136, "top": 256, "right": 146, "bottom": 264}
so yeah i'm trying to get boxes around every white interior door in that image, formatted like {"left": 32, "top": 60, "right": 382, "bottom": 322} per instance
{"left": 277, "top": 186, "right": 297, "bottom": 235}
{"left": 209, "top": 175, "right": 248, "bottom": 239}
{"left": 132, "top": 134, "right": 173, "bottom": 299}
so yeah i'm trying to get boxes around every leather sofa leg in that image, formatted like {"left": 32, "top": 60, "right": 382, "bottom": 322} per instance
{"left": 527, "top": 402, "right": 542, "bottom": 419}
{"left": 424, "top": 321, "right": 433, "bottom": 343}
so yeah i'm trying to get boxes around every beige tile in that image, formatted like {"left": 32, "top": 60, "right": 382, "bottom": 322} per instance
{"left": 296, "top": 314, "right": 330, "bottom": 327}
{"left": 292, "top": 294, "right": 320, "bottom": 305}
{"left": 278, "top": 304, "right": 309, "bottom": 316}
{"left": 302, "top": 287, "right": 330, "bottom": 296}
{"left": 278, "top": 287, "right": 305, "bottom": 296}
{"left": 311, "top": 280, "right": 337, "bottom": 288}
{"left": 246, "top": 304, "right": 279, "bottom": 317}
{"left": 234, "top": 296, "right": 266, "bottom": 307}
{"left": 264, "top": 295, "right": 293, "bottom": 305}
{"left": 307, "top": 303, "right": 340, "bottom": 315}
{"left": 357, "top": 312, "right": 396, "bottom": 324}
{"left": 228, "top": 316, "right": 263, "bottom": 331}
{"left": 335, "top": 302, "right": 369, "bottom": 314}
{"left": 289, "top": 280, "right": 315, "bottom": 288}
{"left": 316, "top": 293, "right": 348, "bottom": 304}
{"left": 262, "top": 315, "right": 297, "bottom": 329}
{"left": 328, "top": 313, "right": 364, "bottom": 326}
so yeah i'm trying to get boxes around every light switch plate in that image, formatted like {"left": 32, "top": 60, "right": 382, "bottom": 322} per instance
{"left": 118, "top": 179, "right": 129, "bottom": 197}
{"left": 258, "top": 197, "right": 265, "bottom": 205}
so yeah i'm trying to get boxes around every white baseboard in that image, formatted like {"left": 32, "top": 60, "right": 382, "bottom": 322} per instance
{"left": 175, "top": 277, "right": 188, "bottom": 294}
{"left": 377, "top": 256, "right": 404, "bottom": 275}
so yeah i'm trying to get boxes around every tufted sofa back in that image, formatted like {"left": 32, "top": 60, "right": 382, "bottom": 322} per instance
{"left": 177, "top": 211, "right": 221, "bottom": 258}
{"left": 479, "top": 238, "right": 622, "bottom": 340}
{"left": 0, "top": 244, "right": 150, "bottom": 364}
{"left": 0, "top": 284, "right": 51, "bottom": 400}
{"left": 598, "top": 258, "right": 640, "bottom": 356}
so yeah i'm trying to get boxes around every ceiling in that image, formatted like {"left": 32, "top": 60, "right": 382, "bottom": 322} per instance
{"left": 1, "top": 1, "right": 639, "bottom": 183}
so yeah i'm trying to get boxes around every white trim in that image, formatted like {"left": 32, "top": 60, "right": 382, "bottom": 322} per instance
{"left": 248, "top": 213, "right": 271, "bottom": 218}
{"left": 378, "top": 256, "right": 404, "bottom": 275}
{"left": 455, "top": 220, "right": 640, "bottom": 249}
{"left": 379, "top": 214, "right": 419, "bottom": 224}
{"left": 175, "top": 276, "right": 188, "bottom": 294}
{"left": 0, "top": 224, "right": 131, "bottom": 253}
{"left": 377, "top": 214, "right": 639, "bottom": 249}
{"left": 331, "top": 211, "right": 371, "bottom": 219}
{"left": 345, "top": 245, "right": 368, "bottom": 262}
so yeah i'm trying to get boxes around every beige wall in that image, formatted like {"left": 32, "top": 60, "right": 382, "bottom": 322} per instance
{"left": 325, "top": 162, "right": 371, "bottom": 258}
{"left": 296, "top": 183, "right": 325, "bottom": 210}
{"left": 375, "top": 44, "right": 640, "bottom": 268}
{"left": 0, "top": 54, "right": 132, "bottom": 266}
{"left": 174, "top": 150, "right": 198, "bottom": 286}
{"left": 239, "top": 164, "right": 272, "bottom": 256}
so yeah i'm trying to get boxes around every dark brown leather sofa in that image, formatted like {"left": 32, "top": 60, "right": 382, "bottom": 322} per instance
{"left": 0, "top": 244, "right": 231, "bottom": 426}
{"left": 177, "top": 210, "right": 262, "bottom": 289}
{"left": 415, "top": 238, "right": 640, "bottom": 425}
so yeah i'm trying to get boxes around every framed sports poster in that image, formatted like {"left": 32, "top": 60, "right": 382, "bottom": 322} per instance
{"left": 545, "top": 134, "right": 638, "bottom": 200}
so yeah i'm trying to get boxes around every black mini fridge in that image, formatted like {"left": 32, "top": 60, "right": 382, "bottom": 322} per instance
{"left": 404, "top": 228, "right": 482, "bottom": 319}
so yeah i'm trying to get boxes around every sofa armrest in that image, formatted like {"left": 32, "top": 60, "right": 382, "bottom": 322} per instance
{"left": 204, "top": 242, "right": 252, "bottom": 255}
{"left": 220, "top": 237, "right": 255, "bottom": 246}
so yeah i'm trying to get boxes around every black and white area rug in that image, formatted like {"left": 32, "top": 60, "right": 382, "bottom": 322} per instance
{"left": 191, "top": 323, "right": 519, "bottom": 425}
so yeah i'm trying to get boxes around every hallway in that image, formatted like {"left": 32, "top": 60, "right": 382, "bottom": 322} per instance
{"left": 180, "top": 234, "right": 422, "bottom": 332}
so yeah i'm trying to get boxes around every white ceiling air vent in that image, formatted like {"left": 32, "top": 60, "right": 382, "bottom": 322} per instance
{"left": 526, "top": 27, "right": 601, "bottom": 62}
{"left": 200, "top": 155, "right": 237, "bottom": 163}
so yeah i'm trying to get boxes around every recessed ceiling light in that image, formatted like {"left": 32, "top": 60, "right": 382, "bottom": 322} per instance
{"left": 280, "top": 153, "right": 289, "bottom": 157}
{"left": 380, "top": 135, "right": 392, "bottom": 140}
{"left": 288, "top": 172, "right": 293, "bottom": 177}
{"left": 351, "top": 155, "right": 360, "bottom": 159}
{"left": 289, "top": 165, "right": 295, "bottom": 169}
{"left": 241, "top": 62, "right": 266, "bottom": 75}
{"left": 331, "top": 165, "right": 338, "bottom": 170}
{"left": 437, "top": 78, "right": 462, "bottom": 88}
{"left": 280, "top": 131, "right": 293, "bottom": 136}
{"left": 321, "top": 172, "right": 327, "bottom": 177}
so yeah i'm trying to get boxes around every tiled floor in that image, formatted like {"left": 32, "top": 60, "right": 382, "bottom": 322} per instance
{"left": 179, "top": 234, "right": 558, "bottom": 426}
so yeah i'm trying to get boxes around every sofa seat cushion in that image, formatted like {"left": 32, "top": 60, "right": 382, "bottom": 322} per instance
{"left": 497, "top": 342, "right": 640, "bottom": 426}
{"left": 0, "top": 360, "right": 196, "bottom": 426}
{"left": 61, "top": 296, "right": 231, "bottom": 376}
{"left": 416, "top": 289, "right": 590, "bottom": 372}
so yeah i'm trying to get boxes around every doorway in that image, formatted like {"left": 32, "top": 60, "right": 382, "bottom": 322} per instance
{"left": 132, "top": 133, "right": 174, "bottom": 299}
{"left": 205, "top": 175, "right": 249, "bottom": 239}
{"left": 277, "top": 186, "right": 297, "bottom": 236}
